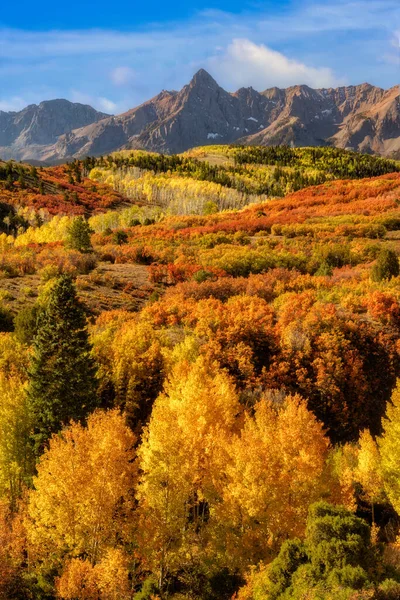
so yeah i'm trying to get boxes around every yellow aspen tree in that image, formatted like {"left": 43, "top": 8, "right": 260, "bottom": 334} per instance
{"left": 111, "top": 321, "right": 164, "bottom": 431}
{"left": 93, "top": 548, "right": 132, "bottom": 600}
{"left": 56, "top": 559, "right": 98, "bottom": 600}
{"left": 0, "top": 330, "right": 32, "bottom": 512}
{"left": 0, "top": 498, "right": 27, "bottom": 599}
{"left": 356, "top": 430, "right": 385, "bottom": 523}
{"left": 217, "top": 394, "right": 329, "bottom": 569}
{"left": 379, "top": 381, "right": 400, "bottom": 516}
{"left": 56, "top": 549, "right": 131, "bottom": 600}
{"left": 137, "top": 357, "right": 241, "bottom": 588}
{"left": 27, "top": 410, "right": 137, "bottom": 570}
{"left": 0, "top": 333, "right": 30, "bottom": 381}
{"left": 0, "top": 374, "right": 33, "bottom": 509}
{"left": 328, "top": 443, "right": 358, "bottom": 512}
{"left": 91, "top": 316, "right": 164, "bottom": 432}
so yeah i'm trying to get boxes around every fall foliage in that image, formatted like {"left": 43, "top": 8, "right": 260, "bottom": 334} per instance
{"left": 0, "top": 146, "right": 400, "bottom": 598}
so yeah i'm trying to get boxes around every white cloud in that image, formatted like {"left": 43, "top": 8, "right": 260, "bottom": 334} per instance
{"left": 111, "top": 66, "right": 136, "bottom": 86}
{"left": 0, "top": 96, "right": 29, "bottom": 112}
{"left": 208, "top": 39, "right": 342, "bottom": 90}
{"left": 381, "top": 30, "right": 400, "bottom": 66}
{"left": 97, "top": 97, "right": 118, "bottom": 113}
{"left": 70, "top": 90, "right": 117, "bottom": 113}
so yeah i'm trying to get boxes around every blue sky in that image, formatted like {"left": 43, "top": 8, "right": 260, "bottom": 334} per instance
{"left": 0, "top": 0, "right": 399, "bottom": 114}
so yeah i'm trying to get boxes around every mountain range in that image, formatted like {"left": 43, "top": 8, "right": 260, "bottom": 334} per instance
{"left": 1, "top": 69, "right": 399, "bottom": 163}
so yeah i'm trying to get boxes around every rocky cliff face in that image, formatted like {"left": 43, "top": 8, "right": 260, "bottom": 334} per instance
{"left": 0, "top": 100, "right": 109, "bottom": 161}
{"left": 242, "top": 83, "right": 400, "bottom": 157}
{"left": 1, "top": 71, "right": 399, "bottom": 162}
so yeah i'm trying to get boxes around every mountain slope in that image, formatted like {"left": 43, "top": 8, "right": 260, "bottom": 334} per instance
{"left": 243, "top": 83, "right": 400, "bottom": 156}
{"left": 0, "top": 100, "right": 110, "bottom": 161}
{"left": 0, "top": 71, "right": 399, "bottom": 162}
{"left": 50, "top": 69, "right": 271, "bottom": 159}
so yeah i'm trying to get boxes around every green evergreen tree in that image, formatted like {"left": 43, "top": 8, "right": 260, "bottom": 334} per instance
{"left": 5, "top": 174, "right": 14, "bottom": 190}
{"left": 66, "top": 216, "right": 93, "bottom": 253}
{"left": 371, "top": 248, "right": 400, "bottom": 282}
{"left": 259, "top": 502, "right": 399, "bottom": 600}
{"left": 28, "top": 275, "right": 98, "bottom": 454}
{"left": 18, "top": 173, "right": 26, "bottom": 189}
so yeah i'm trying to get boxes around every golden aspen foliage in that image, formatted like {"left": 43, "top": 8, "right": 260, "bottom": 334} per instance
{"left": 0, "top": 333, "right": 30, "bottom": 381}
{"left": 328, "top": 443, "right": 358, "bottom": 512}
{"left": 379, "top": 381, "right": 400, "bottom": 516}
{"left": 89, "top": 168, "right": 253, "bottom": 214}
{"left": 90, "top": 310, "right": 136, "bottom": 382}
{"left": 92, "top": 548, "right": 132, "bottom": 600}
{"left": 110, "top": 321, "right": 165, "bottom": 430}
{"left": 0, "top": 375, "right": 33, "bottom": 508}
{"left": 216, "top": 394, "right": 330, "bottom": 569}
{"left": 0, "top": 498, "right": 27, "bottom": 599}
{"left": 0, "top": 333, "right": 33, "bottom": 509}
{"left": 91, "top": 316, "right": 165, "bottom": 431}
{"left": 15, "top": 215, "right": 74, "bottom": 246}
{"left": 56, "top": 559, "right": 99, "bottom": 600}
{"left": 137, "top": 357, "right": 241, "bottom": 585}
{"left": 356, "top": 430, "right": 385, "bottom": 508}
{"left": 163, "top": 334, "right": 202, "bottom": 371}
{"left": 27, "top": 410, "right": 137, "bottom": 567}
{"left": 56, "top": 549, "right": 131, "bottom": 600}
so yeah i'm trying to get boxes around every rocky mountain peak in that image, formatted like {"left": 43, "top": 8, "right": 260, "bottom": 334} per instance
{"left": 189, "top": 69, "right": 219, "bottom": 90}
{"left": 0, "top": 72, "right": 399, "bottom": 162}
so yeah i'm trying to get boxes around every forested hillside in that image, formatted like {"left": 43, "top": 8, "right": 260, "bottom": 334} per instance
{"left": 1, "top": 147, "right": 400, "bottom": 599}
{"left": 89, "top": 146, "right": 400, "bottom": 212}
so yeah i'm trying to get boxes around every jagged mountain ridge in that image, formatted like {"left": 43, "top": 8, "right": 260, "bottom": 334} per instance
{"left": 1, "top": 70, "right": 399, "bottom": 162}
{"left": 0, "top": 100, "right": 110, "bottom": 161}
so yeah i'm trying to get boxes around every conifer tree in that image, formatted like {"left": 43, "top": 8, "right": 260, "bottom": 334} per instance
{"left": 66, "top": 216, "right": 93, "bottom": 253}
{"left": 371, "top": 248, "right": 399, "bottom": 282}
{"left": 28, "top": 275, "right": 98, "bottom": 453}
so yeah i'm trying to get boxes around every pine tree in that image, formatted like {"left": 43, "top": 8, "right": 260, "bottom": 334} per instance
{"left": 371, "top": 248, "right": 399, "bottom": 282}
{"left": 28, "top": 275, "right": 98, "bottom": 454}
{"left": 5, "top": 174, "right": 13, "bottom": 190}
{"left": 66, "top": 216, "right": 93, "bottom": 253}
